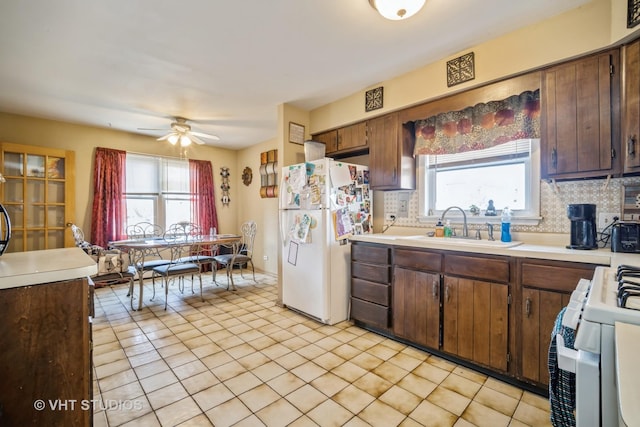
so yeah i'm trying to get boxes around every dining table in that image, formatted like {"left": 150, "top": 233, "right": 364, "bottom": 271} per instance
{"left": 110, "top": 233, "right": 241, "bottom": 310}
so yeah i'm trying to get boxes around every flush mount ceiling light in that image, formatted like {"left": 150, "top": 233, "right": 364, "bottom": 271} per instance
{"left": 369, "top": 0, "right": 426, "bottom": 20}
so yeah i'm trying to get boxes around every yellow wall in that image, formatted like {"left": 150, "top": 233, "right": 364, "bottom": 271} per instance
{"left": 0, "top": 112, "right": 250, "bottom": 261}
{"left": 236, "top": 138, "right": 279, "bottom": 274}
{"left": 2, "top": 0, "right": 640, "bottom": 279}
{"left": 309, "top": 0, "right": 640, "bottom": 133}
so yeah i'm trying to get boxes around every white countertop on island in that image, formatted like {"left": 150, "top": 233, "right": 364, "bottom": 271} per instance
{"left": 0, "top": 247, "right": 97, "bottom": 290}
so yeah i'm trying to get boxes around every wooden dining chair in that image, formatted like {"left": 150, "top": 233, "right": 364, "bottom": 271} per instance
{"left": 213, "top": 221, "right": 257, "bottom": 288}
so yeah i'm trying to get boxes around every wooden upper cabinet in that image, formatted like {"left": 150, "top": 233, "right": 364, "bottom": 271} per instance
{"left": 367, "top": 113, "right": 415, "bottom": 190}
{"left": 313, "top": 130, "right": 338, "bottom": 154}
{"left": 623, "top": 39, "right": 640, "bottom": 173}
{"left": 314, "top": 122, "right": 367, "bottom": 157}
{"left": 541, "top": 49, "right": 621, "bottom": 179}
{"left": 337, "top": 122, "right": 367, "bottom": 152}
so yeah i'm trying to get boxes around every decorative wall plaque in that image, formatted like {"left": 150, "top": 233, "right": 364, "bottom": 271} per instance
{"left": 446, "top": 52, "right": 475, "bottom": 87}
{"left": 628, "top": 0, "right": 640, "bottom": 28}
{"left": 365, "top": 86, "right": 384, "bottom": 112}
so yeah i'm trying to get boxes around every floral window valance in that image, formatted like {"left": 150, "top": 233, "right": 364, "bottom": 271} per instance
{"left": 413, "top": 89, "right": 540, "bottom": 156}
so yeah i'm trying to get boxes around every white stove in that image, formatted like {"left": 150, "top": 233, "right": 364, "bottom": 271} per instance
{"left": 557, "top": 263, "right": 640, "bottom": 426}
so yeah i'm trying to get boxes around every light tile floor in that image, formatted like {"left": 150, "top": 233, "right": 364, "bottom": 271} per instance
{"left": 91, "top": 272, "right": 552, "bottom": 427}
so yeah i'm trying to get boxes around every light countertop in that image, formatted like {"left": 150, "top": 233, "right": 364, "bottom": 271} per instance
{"left": 351, "top": 233, "right": 619, "bottom": 265}
{"left": 0, "top": 247, "right": 97, "bottom": 290}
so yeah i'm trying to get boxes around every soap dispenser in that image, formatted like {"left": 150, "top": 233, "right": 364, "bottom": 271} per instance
{"left": 435, "top": 220, "right": 444, "bottom": 237}
{"left": 444, "top": 220, "right": 452, "bottom": 237}
{"left": 501, "top": 207, "right": 512, "bottom": 242}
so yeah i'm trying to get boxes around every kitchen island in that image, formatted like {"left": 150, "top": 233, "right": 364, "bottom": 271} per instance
{"left": 349, "top": 232, "right": 622, "bottom": 393}
{"left": 0, "top": 248, "right": 97, "bottom": 426}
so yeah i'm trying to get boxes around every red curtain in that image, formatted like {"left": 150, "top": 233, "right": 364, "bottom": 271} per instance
{"left": 189, "top": 159, "right": 218, "bottom": 233}
{"left": 91, "top": 147, "right": 127, "bottom": 247}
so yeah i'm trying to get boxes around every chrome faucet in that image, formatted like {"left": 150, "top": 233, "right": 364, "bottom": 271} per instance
{"left": 486, "top": 223, "right": 495, "bottom": 241}
{"left": 441, "top": 206, "right": 469, "bottom": 238}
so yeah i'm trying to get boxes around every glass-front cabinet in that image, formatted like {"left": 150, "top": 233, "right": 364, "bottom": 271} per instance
{"left": 1, "top": 142, "right": 75, "bottom": 252}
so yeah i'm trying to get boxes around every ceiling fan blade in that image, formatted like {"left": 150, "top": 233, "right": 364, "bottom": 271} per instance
{"left": 138, "top": 127, "right": 169, "bottom": 131}
{"left": 190, "top": 131, "right": 220, "bottom": 141}
{"left": 189, "top": 134, "right": 207, "bottom": 145}
{"left": 157, "top": 133, "right": 175, "bottom": 141}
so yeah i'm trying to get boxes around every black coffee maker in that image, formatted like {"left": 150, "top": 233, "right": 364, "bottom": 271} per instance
{"left": 567, "top": 203, "right": 598, "bottom": 250}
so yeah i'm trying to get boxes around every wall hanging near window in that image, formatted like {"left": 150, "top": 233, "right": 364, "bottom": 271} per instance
{"left": 413, "top": 89, "right": 540, "bottom": 156}
{"left": 242, "top": 167, "right": 252, "bottom": 186}
{"left": 220, "top": 167, "right": 230, "bottom": 205}
{"left": 447, "top": 52, "right": 475, "bottom": 87}
{"left": 260, "top": 149, "right": 278, "bottom": 198}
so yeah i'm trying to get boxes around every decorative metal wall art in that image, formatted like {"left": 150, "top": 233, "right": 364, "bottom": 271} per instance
{"left": 365, "top": 86, "right": 384, "bottom": 112}
{"left": 220, "top": 167, "right": 230, "bottom": 205}
{"left": 260, "top": 149, "right": 278, "bottom": 198}
{"left": 242, "top": 167, "right": 253, "bottom": 186}
{"left": 446, "top": 52, "right": 475, "bottom": 87}
{"left": 629, "top": 0, "right": 640, "bottom": 28}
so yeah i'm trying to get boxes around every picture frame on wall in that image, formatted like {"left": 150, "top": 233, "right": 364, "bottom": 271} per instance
{"left": 289, "top": 122, "right": 305, "bottom": 145}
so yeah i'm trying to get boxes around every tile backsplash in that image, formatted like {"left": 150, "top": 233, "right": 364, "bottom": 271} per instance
{"left": 383, "top": 176, "right": 640, "bottom": 233}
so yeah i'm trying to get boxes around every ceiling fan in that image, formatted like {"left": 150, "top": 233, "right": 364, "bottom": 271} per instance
{"left": 139, "top": 117, "right": 220, "bottom": 147}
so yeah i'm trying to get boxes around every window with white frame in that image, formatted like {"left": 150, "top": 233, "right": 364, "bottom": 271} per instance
{"left": 418, "top": 139, "right": 540, "bottom": 222}
{"left": 125, "top": 154, "right": 193, "bottom": 230}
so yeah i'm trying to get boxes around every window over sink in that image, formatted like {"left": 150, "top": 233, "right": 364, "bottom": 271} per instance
{"left": 417, "top": 138, "right": 541, "bottom": 224}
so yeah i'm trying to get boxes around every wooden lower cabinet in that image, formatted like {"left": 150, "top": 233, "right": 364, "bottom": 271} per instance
{"left": 350, "top": 242, "right": 391, "bottom": 330}
{"left": 0, "top": 278, "right": 92, "bottom": 426}
{"left": 393, "top": 267, "right": 440, "bottom": 349}
{"left": 350, "top": 242, "right": 605, "bottom": 392}
{"left": 517, "top": 258, "right": 600, "bottom": 387}
{"left": 442, "top": 276, "right": 509, "bottom": 372}
{"left": 520, "top": 287, "right": 570, "bottom": 385}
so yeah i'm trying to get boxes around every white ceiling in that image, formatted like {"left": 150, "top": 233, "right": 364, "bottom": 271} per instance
{"left": 0, "top": 0, "right": 591, "bottom": 149}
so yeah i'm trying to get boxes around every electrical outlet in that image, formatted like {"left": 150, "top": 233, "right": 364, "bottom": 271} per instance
{"left": 385, "top": 213, "right": 397, "bottom": 221}
{"left": 598, "top": 212, "right": 619, "bottom": 229}
{"left": 263, "top": 255, "right": 269, "bottom": 261}
{"left": 397, "top": 192, "right": 410, "bottom": 218}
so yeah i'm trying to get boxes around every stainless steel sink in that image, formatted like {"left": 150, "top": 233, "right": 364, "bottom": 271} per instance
{"left": 398, "top": 235, "right": 523, "bottom": 249}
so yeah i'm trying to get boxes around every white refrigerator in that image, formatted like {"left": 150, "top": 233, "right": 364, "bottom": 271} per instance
{"left": 280, "top": 158, "right": 372, "bottom": 325}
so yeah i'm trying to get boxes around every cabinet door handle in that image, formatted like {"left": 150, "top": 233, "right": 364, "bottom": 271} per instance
{"left": 445, "top": 285, "right": 450, "bottom": 302}
{"left": 525, "top": 298, "right": 531, "bottom": 317}
{"left": 628, "top": 135, "right": 636, "bottom": 157}
{"left": 432, "top": 280, "right": 438, "bottom": 299}
{"left": 551, "top": 148, "right": 558, "bottom": 169}
{"left": 393, "top": 167, "right": 397, "bottom": 182}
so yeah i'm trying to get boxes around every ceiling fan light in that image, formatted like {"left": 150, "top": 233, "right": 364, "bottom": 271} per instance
{"left": 168, "top": 134, "right": 179, "bottom": 145}
{"left": 180, "top": 135, "right": 192, "bottom": 147}
{"left": 369, "top": 0, "right": 425, "bottom": 20}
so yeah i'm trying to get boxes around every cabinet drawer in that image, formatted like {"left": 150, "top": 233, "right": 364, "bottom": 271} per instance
{"left": 520, "top": 261, "right": 598, "bottom": 293}
{"left": 444, "top": 254, "right": 510, "bottom": 283}
{"left": 352, "top": 243, "right": 389, "bottom": 264}
{"left": 352, "top": 262, "right": 390, "bottom": 283}
{"left": 394, "top": 248, "right": 442, "bottom": 271}
{"left": 352, "top": 278, "right": 390, "bottom": 306}
{"left": 351, "top": 298, "right": 390, "bottom": 329}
